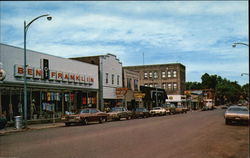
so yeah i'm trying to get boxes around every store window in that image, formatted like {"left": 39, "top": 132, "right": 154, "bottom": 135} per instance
{"left": 173, "top": 70, "right": 177, "bottom": 78}
{"left": 106, "top": 73, "right": 109, "bottom": 84}
{"left": 167, "top": 71, "right": 171, "bottom": 78}
{"left": 154, "top": 72, "right": 158, "bottom": 79}
{"left": 112, "top": 74, "right": 114, "bottom": 84}
{"left": 162, "top": 71, "right": 166, "bottom": 78}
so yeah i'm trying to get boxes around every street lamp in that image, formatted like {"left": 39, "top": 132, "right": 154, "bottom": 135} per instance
{"left": 232, "top": 42, "right": 249, "bottom": 48}
{"left": 232, "top": 42, "right": 249, "bottom": 78}
{"left": 241, "top": 73, "right": 249, "bottom": 76}
{"left": 23, "top": 14, "right": 52, "bottom": 128}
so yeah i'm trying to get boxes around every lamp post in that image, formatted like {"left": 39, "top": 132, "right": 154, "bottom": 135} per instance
{"left": 232, "top": 42, "right": 249, "bottom": 47}
{"left": 23, "top": 14, "right": 52, "bottom": 128}
{"left": 232, "top": 42, "right": 249, "bottom": 77}
{"left": 241, "top": 73, "right": 249, "bottom": 76}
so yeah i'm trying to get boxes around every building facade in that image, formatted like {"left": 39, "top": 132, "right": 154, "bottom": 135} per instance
{"left": 122, "top": 69, "right": 140, "bottom": 110}
{"left": 0, "top": 44, "right": 99, "bottom": 122}
{"left": 123, "top": 63, "right": 186, "bottom": 95}
{"left": 184, "top": 89, "right": 215, "bottom": 110}
{"left": 71, "top": 54, "right": 123, "bottom": 111}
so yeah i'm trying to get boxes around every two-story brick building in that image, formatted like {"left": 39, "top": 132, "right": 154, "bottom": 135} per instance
{"left": 123, "top": 63, "right": 186, "bottom": 95}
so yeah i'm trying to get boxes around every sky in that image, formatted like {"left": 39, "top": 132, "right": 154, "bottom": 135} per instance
{"left": 0, "top": 1, "right": 249, "bottom": 85}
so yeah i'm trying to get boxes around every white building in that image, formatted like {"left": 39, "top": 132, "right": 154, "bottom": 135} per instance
{"left": 0, "top": 43, "right": 99, "bottom": 121}
{"left": 71, "top": 54, "right": 123, "bottom": 110}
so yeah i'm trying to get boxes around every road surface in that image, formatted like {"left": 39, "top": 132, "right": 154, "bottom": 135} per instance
{"left": 0, "top": 109, "right": 248, "bottom": 158}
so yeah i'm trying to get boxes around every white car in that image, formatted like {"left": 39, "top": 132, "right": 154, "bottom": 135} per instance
{"left": 150, "top": 107, "right": 167, "bottom": 116}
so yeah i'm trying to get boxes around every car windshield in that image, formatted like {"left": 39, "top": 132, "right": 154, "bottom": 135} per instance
{"left": 170, "top": 104, "right": 176, "bottom": 108}
{"left": 228, "top": 107, "right": 248, "bottom": 112}
{"left": 162, "top": 104, "right": 170, "bottom": 108}
{"left": 90, "top": 109, "right": 100, "bottom": 113}
{"left": 80, "top": 109, "right": 90, "bottom": 113}
{"left": 136, "top": 108, "right": 146, "bottom": 112}
{"left": 153, "top": 107, "right": 161, "bottom": 110}
{"left": 111, "top": 107, "right": 123, "bottom": 112}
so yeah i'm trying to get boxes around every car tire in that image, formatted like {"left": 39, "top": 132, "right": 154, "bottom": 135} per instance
{"left": 225, "top": 119, "right": 230, "bottom": 125}
{"left": 99, "top": 117, "right": 103, "bottom": 124}
{"left": 83, "top": 118, "right": 88, "bottom": 125}
{"left": 65, "top": 123, "right": 70, "bottom": 126}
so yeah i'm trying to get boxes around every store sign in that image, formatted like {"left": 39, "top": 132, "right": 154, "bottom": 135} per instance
{"left": 0, "top": 69, "right": 6, "bottom": 81}
{"left": 14, "top": 64, "right": 94, "bottom": 85}
{"left": 134, "top": 92, "right": 145, "bottom": 99}
{"left": 116, "top": 88, "right": 128, "bottom": 99}
{"left": 41, "top": 59, "right": 49, "bottom": 79}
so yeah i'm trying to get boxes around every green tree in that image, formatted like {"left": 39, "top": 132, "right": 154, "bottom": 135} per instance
{"left": 187, "top": 73, "right": 243, "bottom": 105}
{"left": 201, "top": 73, "right": 217, "bottom": 89}
{"left": 185, "top": 82, "right": 203, "bottom": 90}
{"left": 241, "top": 83, "right": 249, "bottom": 100}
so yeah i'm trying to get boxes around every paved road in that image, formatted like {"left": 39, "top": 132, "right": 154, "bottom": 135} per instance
{"left": 0, "top": 109, "right": 248, "bottom": 158}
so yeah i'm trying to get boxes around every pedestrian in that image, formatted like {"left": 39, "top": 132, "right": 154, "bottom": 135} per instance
{"left": 31, "top": 100, "right": 36, "bottom": 119}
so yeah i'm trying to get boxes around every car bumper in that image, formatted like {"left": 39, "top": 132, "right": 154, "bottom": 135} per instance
{"left": 62, "top": 117, "right": 82, "bottom": 123}
{"left": 225, "top": 116, "right": 249, "bottom": 124}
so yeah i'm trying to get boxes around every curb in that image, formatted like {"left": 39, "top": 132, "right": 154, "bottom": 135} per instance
{"left": 0, "top": 124, "right": 64, "bottom": 135}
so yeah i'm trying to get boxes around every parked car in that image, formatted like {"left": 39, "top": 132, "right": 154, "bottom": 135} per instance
{"left": 62, "top": 108, "right": 108, "bottom": 126}
{"left": 175, "top": 105, "right": 187, "bottom": 114}
{"left": 108, "top": 107, "right": 133, "bottom": 121}
{"left": 182, "top": 106, "right": 189, "bottom": 113}
{"left": 150, "top": 107, "right": 167, "bottom": 116}
{"left": 221, "top": 105, "right": 228, "bottom": 109}
{"left": 132, "top": 108, "right": 150, "bottom": 119}
{"left": 162, "top": 103, "right": 176, "bottom": 114}
{"left": 224, "top": 105, "right": 249, "bottom": 125}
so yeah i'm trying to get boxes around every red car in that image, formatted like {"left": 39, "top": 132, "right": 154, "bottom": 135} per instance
{"left": 62, "top": 108, "right": 108, "bottom": 126}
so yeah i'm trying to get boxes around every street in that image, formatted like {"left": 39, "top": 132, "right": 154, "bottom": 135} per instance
{"left": 0, "top": 109, "right": 248, "bottom": 158}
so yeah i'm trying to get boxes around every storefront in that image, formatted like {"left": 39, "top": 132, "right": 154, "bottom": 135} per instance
{"left": 140, "top": 86, "right": 167, "bottom": 110}
{"left": 165, "top": 95, "right": 187, "bottom": 107}
{"left": 0, "top": 44, "right": 99, "bottom": 122}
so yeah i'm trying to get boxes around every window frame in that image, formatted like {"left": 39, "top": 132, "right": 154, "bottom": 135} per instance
{"left": 162, "top": 71, "right": 166, "bottom": 78}
{"left": 105, "top": 73, "right": 109, "bottom": 84}
{"left": 112, "top": 74, "right": 114, "bottom": 84}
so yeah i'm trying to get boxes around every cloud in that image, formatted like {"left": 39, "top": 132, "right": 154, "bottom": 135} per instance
{"left": 0, "top": 1, "right": 248, "bottom": 85}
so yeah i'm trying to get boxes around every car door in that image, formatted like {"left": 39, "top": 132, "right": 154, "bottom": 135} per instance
{"left": 121, "top": 108, "right": 127, "bottom": 118}
{"left": 89, "top": 109, "right": 99, "bottom": 121}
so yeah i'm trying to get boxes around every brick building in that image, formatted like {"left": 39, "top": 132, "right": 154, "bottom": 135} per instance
{"left": 123, "top": 63, "right": 186, "bottom": 96}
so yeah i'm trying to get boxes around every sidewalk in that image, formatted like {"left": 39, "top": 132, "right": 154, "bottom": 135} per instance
{"left": 0, "top": 122, "right": 65, "bottom": 135}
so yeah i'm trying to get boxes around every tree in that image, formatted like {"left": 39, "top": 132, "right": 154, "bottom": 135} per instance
{"left": 185, "top": 82, "right": 203, "bottom": 90}
{"left": 187, "top": 73, "right": 244, "bottom": 105}
{"left": 241, "top": 83, "right": 249, "bottom": 100}
{"left": 201, "top": 73, "right": 217, "bottom": 89}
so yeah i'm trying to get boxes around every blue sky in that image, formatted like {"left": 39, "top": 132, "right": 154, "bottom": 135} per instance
{"left": 0, "top": 1, "right": 249, "bottom": 85}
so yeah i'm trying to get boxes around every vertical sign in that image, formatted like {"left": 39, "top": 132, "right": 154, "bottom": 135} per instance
{"left": 42, "top": 59, "right": 49, "bottom": 79}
